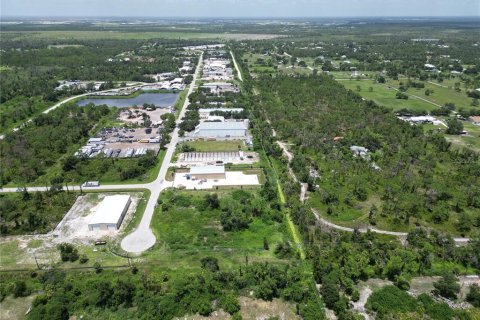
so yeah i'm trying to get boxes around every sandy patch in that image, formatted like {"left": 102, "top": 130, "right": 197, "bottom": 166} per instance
{"left": 173, "top": 171, "right": 259, "bottom": 190}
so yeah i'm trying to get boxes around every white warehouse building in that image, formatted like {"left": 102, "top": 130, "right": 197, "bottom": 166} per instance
{"left": 88, "top": 195, "right": 131, "bottom": 231}
{"left": 193, "top": 121, "right": 248, "bottom": 138}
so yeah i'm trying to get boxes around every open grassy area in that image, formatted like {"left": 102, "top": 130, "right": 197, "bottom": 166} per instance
{"left": 3, "top": 31, "right": 282, "bottom": 41}
{"left": 0, "top": 295, "right": 36, "bottom": 320}
{"left": 181, "top": 139, "right": 248, "bottom": 152}
{"left": 340, "top": 80, "right": 436, "bottom": 112}
{"left": 445, "top": 121, "right": 480, "bottom": 152}
{"left": 144, "top": 190, "right": 291, "bottom": 271}
{"left": 390, "top": 79, "right": 475, "bottom": 111}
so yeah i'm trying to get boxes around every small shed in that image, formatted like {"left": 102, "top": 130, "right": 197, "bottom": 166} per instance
{"left": 189, "top": 166, "right": 226, "bottom": 180}
{"left": 88, "top": 195, "right": 131, "bottom": 231}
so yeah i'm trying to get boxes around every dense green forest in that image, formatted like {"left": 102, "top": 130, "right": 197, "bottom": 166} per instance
{"left": 0, "top": 189, "right": 76, "bottom": 235}
{"left": 0, "top": 260, "right": 322, "bottom": 320}
{"left": 240, "top": 49, "right": 480, "bottom": 318}
{"left": 0, "top": 38, "right": 194, "bottom": 132}
{"left": 254, "top": 74, "right": 480, "bottom": 236}
{"left": 0, "top": 104, "right": 158, "bottom": 186}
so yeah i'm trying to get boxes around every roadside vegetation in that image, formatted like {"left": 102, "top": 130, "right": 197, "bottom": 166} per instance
{"left": 0, "top": 104, "right": 161, "bottom": 186}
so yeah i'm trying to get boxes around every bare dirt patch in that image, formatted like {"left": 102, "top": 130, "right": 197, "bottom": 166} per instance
{"left": 239, "top": 296, "right": 300, "bottom": 320}
{"left": 0, "top": 193, "right": 142, "bottom": 268}
{"left": 0, "top": 295, "right": 35, "bottom": 320}
{"left": 173, "top": 296, "right": 300, "bottom": 320}
{"left": 118, "top": 107, "right": 171, "bottom": 125}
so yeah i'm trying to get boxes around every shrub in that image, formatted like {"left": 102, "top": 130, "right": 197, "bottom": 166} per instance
{"left": 432, "top": 273, "right": 460, "bottom": 300}
{"left": 466, "top": 284, "right": 480, "bottom": 307}
{"left": 58, "top": 243, "right": 79, "bottom": 262}
{"left": 219, "top": 293, "right": 240, "bottom": 315}
{"left": 366, "top": 285, "right": 417, "bottom": 316}
{"left": 13, "top": 280, "right": 29, "bottom": 298}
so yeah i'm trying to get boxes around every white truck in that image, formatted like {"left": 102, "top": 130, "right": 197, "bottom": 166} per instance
{"left": 82, "top": 181, "right": 100, "bottom": 187}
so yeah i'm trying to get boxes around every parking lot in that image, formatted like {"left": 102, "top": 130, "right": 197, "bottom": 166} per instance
{"left": 173, "top": 171, "right": 260, "bottom": 190}
{"left": 75, "top": 127, "right": 161, "bottom": 158}
{"left": 175, "top": 151, "right": 259, "bottom": 166}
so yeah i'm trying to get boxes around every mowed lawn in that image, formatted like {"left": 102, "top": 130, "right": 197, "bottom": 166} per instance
{"left": 340, "top": 80, "right": 435, "bottom": 112}
{"left": 390, "top": 79, "right": 475, "bottom": 111}
{"left": 182, "top": 139, "right": 248, "bottom": 152}
{"left": 445, "top": 121, "right": 480, "bottom": 152}
{"left": 146, "top": 190, "right": 289, "bottom": 270}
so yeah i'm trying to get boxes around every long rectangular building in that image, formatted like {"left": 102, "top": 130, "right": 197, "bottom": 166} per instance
{"left": 193, "top": 121, "right": 248, "bottom": 138}
{"left": 88, "top": 195, "right": 131, "bottom": 231}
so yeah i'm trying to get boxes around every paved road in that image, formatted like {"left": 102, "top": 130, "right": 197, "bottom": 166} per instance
{"left": 0, "top": 54, "right": 204, "bottom": 255}
{"left": 120, "top": 52, "right": 204, "bottom": 254}
{"left": 230, "top": 50, "right": 243, "bottom": 82}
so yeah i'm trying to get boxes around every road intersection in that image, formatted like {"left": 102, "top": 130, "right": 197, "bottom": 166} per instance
{"left": 0, "top": 52, "right": 204, "bottom": 254}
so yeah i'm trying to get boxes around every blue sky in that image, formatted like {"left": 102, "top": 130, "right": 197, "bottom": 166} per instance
{"left": 2, "top": 0, "right": 479, "bottom": 17}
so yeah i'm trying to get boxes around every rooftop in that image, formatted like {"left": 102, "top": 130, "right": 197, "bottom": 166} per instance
{"left": 190, "top": 165, "right": 225, "bottom": 175}
{"left": 89, "top": 195, "right": 131, "bottom": 225}
{"left": 197, "top": 121, "right": 247, "bottom": 130}
{"left": 199, "top": 108, "right": 244, "bottom": 113}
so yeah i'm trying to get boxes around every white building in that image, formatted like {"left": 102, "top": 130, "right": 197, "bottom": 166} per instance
{"left": 88, "top": 195, "right": 131, "bottom": 231}
{"left": 193, "top": 121, "right": 248, "bottom": 138}
{"left": 189, "top": 165, "right": 226, "bottom": 180}
{"left": 201, "top": 82, "right": 239, "bottom": 95}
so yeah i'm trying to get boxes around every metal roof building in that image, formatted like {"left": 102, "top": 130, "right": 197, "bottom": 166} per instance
{"left": 189, "top": 165, "right": 226, "bottom": 179}
{"left": 88, "top": 195, "right": 131, "bottom": 231}
{"left": 193, "top": 121, "right": 248, "bottom": 138}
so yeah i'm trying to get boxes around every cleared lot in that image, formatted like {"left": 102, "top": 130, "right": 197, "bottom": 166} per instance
{"left": 0, "top": 192, "right": 142, "bottom": 269}
{"left": 173, "top": 171, "right": 260, "bottom": 189}
{"left": 175, "top": 151, "right": 259, "bottom": 166}
{"left": 180, "top": 140, "right": 248, "bottom": 152}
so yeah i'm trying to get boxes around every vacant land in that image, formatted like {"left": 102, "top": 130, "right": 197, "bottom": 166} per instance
{"left": 0, "top": 191, "right": 146, "bottom": 270}
{"left": 181, "top": 140, "right": 248, "bottom": 152}
{"left": 341, "top": 80, "right": 436, "bottom": 112}
{"left": 144, "top": 190, "right": 290, "bottom": 270}
{"left": 445, "top": 121, "right": 480, "bottom": 152}
{"left": 0, "top": 295, "right": 36, "bottom": 320}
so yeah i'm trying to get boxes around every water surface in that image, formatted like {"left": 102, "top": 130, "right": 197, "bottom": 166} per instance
{"left": 77, "top": 93, "right": 179, "bottom": 108}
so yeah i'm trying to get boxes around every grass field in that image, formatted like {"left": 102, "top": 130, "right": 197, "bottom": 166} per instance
{"left": 144, "top": 190, "right": 291, "bottom": 271}
{"left": 340, "top": 80, "right": 436, "bottom": 112}
{"left": 390, "top": 79, "right": 475, "bottom": 111}
{"left": 3, "top": 31, "right": 282, "bottom": 41}
{"left": 445, "top": 121, "right": 480, "bottom": 152}
{"left": 181, "top": 139, "right": 248, "bottom": 152}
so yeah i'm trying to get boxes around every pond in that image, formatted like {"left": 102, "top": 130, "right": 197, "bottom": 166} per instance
{"left": 76, "top": 92, "right": 179, "bottom": 108}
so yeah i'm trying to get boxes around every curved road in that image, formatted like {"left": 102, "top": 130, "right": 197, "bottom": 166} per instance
{"left": 0, "top": 82, "right": 150, "bottom": 140}
{"left": 274, "top": 139, "right": 470, "bottom": 246}
{"left": 0, "top": 54, "right": 204, "bottom": 255}
{"left": 120, "top": 52, "right": 204, "bottom": 254}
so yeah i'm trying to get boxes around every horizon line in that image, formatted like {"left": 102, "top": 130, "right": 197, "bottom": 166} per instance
{"left": 2, "top": 15, "right": 480, "bottom": 19}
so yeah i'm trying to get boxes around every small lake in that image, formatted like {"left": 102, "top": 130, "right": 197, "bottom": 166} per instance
{"left": 76, "top": 92, "right": 179, "bottom": 108}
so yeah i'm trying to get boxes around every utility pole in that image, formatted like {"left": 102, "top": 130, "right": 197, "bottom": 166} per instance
{"left": 33, "top": 253, "right": 40, "bottom": 270}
